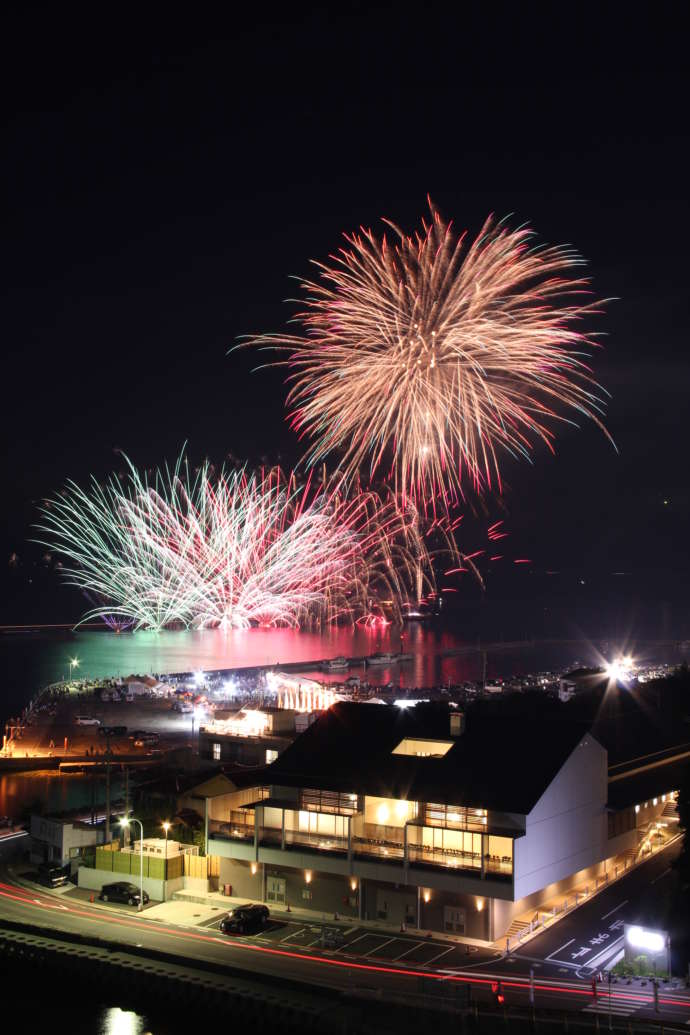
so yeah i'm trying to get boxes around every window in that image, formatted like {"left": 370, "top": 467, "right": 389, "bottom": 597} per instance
{"left": 300, "top": 788, "right": 360, "bottom": 815}
{"left": 425, "top": 804, "right": 487, "bottom": 830}
{"left": 265, "top": 748, "right": 278, "bottom": 764}
{"left": 212, "top": 742, "right": 221, "bottom": 760}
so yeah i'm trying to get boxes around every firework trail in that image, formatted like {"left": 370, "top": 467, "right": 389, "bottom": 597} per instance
{"left": 37, "top": 455, "right": 433, "bottom": 631}
{"left": 244, "top": 201, "right": 612, "bottom": 504}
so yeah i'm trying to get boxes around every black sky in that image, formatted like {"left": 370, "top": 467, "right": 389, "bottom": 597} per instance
{"left": 2, "top": 6, "right": 689, "bottom": 629}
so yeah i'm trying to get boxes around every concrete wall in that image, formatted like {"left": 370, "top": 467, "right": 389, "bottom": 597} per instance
{"left": 514, "top": 735, "right": 608, "bottom": 901}
{"left": 77, "top": 866, "right": 184, "bottom": 902}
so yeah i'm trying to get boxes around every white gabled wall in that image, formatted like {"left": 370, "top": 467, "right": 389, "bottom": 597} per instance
{"left": 513, "top": 735, "right": 608, "bottom": 901}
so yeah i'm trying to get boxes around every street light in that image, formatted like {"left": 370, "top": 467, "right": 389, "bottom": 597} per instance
{"left": 162, "top": 821, "right": 171, "bottom": 857}
{"left": 67, "top": 657, "right": 79, "bottom": 683}
{"left": 120, "top": 816, "right": 144, "bottom": 911}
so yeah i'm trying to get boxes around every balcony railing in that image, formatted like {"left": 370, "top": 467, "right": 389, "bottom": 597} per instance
{"left": 208, "top": 819, "right": 255, "bottom": 842}
{"left": 408, "top": 844, "right": 512, "bottom": 878}
{"left": 284, "top": 829, "right": 348, "bottom": 854}
{"left": 352, "top": 836, "right": 404, "bottom": 861}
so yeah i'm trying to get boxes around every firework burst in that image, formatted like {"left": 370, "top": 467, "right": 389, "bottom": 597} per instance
{"left": 244, "top": 202, "right": 612, "bottom": 503}
{"left": 37, "top": 455, "right": 433, "bottom": 631}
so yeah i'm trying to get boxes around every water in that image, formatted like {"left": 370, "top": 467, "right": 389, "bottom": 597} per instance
{"left": 0, "top": 768, "right": 124, "bottom": 818}
{"left": 2, "top": 623, "right": 685, "bottom": 723}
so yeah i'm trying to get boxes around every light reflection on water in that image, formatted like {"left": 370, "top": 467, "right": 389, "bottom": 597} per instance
{"left": 100, "top": 1007, "right": 150, "bottom": 1035}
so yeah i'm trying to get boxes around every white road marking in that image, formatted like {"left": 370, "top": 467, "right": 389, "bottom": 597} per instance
{"left": 362, "top": 937, "right": 396, "bottom": 957}
{"left": 582, "top": 1002, "right": 636, "bottom": 1016}
{"left": 343, "top": 932, "right": 372, "bottom": 948}
{"left": 651, "top": 868, "right": 671, "bottom": 884}
{"left": 545, "top": 937, "right": 575, "bottom": 961}
{"left": 424, "top": 946, "right": 455, "bottom": 966}
{"left": 391, "top": 941, "right": 426, "bottom": 961}
{"left": 601, "top": 900, "right": 628, "bottom": 920}
{"left": 281, "top": 926, "right": 305, "bottom": 942}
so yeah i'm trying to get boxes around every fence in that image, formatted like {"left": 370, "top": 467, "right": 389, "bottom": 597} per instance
{"left": 94, "top": 846, "right": 183, "bottom": 881}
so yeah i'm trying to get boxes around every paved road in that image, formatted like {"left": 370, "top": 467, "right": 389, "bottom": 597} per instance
{"left": 1, "top": 855, "right": 688, "bottom": 1025}
{"left": 487, "top": 838, "right": 683, "bottom": 979}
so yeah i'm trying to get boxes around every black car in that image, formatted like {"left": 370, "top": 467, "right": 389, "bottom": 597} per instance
{"left": 98, "top": 725, "right": 128, "bottom": 737}
{"left": 36, "top": 863, "right": 70, "bottom": 888}
{"left": 219, "top": 903, "right": 269, "bottom": 934}
{"left": 98, "top": 881, "right": 150, "bottom": 906}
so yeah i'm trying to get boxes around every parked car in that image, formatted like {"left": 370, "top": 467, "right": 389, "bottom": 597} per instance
{"left": 219, "top": 903, "right": 269, "bottom": 934}
{"left": 98, "top": 725, "right": 127, "bottom": 737}
{"left": 128, "top": 729, "right": 149, "bottom": 740}
{"left": 36, "top": 863, "right": 70, "bottom": 888}
{"left": 133, "top": 734, "right": 159, "bottom": 747}
{"left": 74, "top": 715, "right": 100, "bottom": 726}
{"left": 172, "top": 700, "right": 193, "bottom": 713}
{"left": 98, "top": 881, "right": 150, "bottom": 906}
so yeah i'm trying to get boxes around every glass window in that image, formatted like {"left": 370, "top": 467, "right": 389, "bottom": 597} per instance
{"left": 212, "top": 742, "right": 221, "bottom": 760}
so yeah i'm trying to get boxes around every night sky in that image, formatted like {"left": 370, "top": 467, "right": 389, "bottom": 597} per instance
{"left": 2, "top": 8, "right": 688, "bottom": 634}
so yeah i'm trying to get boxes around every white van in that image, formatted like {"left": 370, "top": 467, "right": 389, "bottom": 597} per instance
{"left": 74, "top": 715, "right": 100, "bottom": 726}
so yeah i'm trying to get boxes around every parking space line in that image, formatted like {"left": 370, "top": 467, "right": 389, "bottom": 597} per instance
{"left": 424, "top": 946, "right": 455, "bottom": 966}
{"left": 392, "top": 941, "right": 425, "bottom": 961}
{"left": 342, "top": 933, "right": 371, "bottom": 948}
{"left": 282, "top": 926, "right": 306, "bottom": 941}
{"left": 363, "top": 937, "right": 396, "bottom": 957}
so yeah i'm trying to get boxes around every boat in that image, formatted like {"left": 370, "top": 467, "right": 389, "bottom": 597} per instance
{"left": 321, "top": 656, "right": 349, "bottom": 672}
{"left": 366, "top": 652, "right": 398, "bottom": 666}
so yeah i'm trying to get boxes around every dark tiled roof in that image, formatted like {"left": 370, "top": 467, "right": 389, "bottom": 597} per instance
{"left": 266, "top": 702, "right": 592, "bottom": 814}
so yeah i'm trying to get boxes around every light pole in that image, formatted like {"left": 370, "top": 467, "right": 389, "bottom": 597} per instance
{"left": 120, "top": 817, "right": 144, "bottom": 911}
{"left": 162, "top": 821, "right": 170, "bottom": 858}
{"left": 67, "top": 657, "right": 79, "bottom": 684}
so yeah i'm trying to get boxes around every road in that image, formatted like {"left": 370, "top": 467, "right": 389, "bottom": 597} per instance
{"left": 1, "top": 844, "right": 689, "bottom": 1026}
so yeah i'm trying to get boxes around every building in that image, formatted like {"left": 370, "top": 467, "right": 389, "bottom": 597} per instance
{"left": 198, "top": 707, "right": 301, "bottom": 766}
{"left": 198, "top": 701, "right": 657, "bottom": 940}
{"left": 30, "top": 814, "right": 105, "bottom": 871}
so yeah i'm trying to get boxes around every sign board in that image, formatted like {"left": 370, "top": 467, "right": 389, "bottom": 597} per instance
{"left": 623, "top": 924, "right": 670, "bottom": 972}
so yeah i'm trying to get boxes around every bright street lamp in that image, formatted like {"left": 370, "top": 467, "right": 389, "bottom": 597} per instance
{"left": 120, "top": 816, "right": 144, "bottom": 911}
{"left": 162, "top": 821, "right": 171, "bottom": 858}
{"left": 67, "top": 657, "right": 80, "bottom": 683}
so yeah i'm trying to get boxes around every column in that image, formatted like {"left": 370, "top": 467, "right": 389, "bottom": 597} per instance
{"left": 254, "top": 805, "right": 261, "bottom": 861}
{"left": 204, "top": 797, "right": 209, "bottom": 856}
{"left": 481, "top": 833, "right": 486, "bottom": 880}
{"left": 281, "top": 808, "right": 286, "bottom": 850}
{"left": 403, "top": 824, "right": 409, "bottom": 879}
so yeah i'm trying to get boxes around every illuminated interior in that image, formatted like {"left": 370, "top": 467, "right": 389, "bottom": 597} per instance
{"left": 392, "top": 737, "right": 454, "bottom": 758}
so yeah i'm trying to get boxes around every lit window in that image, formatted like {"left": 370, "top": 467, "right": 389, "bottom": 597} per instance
{"left": 212, "top": 742, "right": 221, "bottom": 760}
{"left": 265, "top": 748, "right": 278, "bottom": 764}
{"left": 635, "top": 805, "right": 640, "bottom": 813}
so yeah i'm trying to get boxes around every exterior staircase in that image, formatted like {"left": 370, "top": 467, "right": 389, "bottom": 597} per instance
{"left": 505, "top": 918, "right": 530, "bottom": 940}
{"left": 662, "top": 799, "right": 678, "bottom": 820}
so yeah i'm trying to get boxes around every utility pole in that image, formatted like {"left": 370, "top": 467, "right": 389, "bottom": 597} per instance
{"left": 105, "top": 737, "right": 111, "bottom": 843}
{"left": 123, "top": 765, "right": 130, "bottom": 847}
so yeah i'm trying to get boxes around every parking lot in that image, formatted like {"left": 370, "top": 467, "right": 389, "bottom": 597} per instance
{"left": 200, "top": 914, "right": 493, "bottom": 969}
